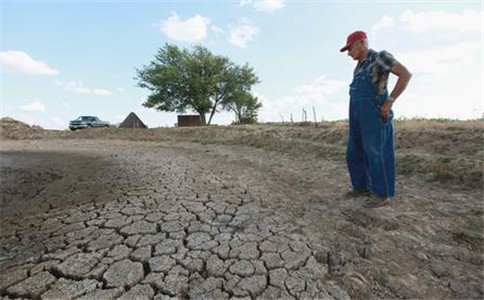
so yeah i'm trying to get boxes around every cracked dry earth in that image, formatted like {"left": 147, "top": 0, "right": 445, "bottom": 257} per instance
{"left": 0, "top": 140, "right": 346, "bottom": 300}
{"left": 0, "top": 139, "right": 482, "bottom": 299}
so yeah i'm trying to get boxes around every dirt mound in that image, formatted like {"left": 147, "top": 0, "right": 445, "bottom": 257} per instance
{"left": 0, "top": 117, "right": 44, "bottom": 140}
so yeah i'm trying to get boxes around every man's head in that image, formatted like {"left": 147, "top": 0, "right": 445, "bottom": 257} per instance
{"left": 340, "top": 31, "right": 369, "bottom": 61}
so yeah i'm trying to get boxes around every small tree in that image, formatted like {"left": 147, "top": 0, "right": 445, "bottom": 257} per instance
{"left": 224, "top": 92, "right": 262, "bottom": 124}
{"left": 135, "top": 44, "right": 260, "bottom": 125}
{"left": 221, "top": 64, "right": 261, "bottom": 124}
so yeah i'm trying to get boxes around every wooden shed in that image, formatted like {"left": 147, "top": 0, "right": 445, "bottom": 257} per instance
{"left": 119, "top": 112, "right": 147, "bottom": 128}
{"left": 177, "top": 115, "right": 202, "bottom": 127}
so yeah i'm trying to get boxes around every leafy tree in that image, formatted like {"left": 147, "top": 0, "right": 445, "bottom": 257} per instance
{"left": 224, "top": 91, "right": 262, "bottom": 124}
{"left": 220, "top": 65, "right": 261, "bottom": 124}
{"left": 135, "top": 44, "right": 260, "bottom": 125}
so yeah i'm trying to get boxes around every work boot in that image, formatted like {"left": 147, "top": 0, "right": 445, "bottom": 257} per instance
{"left": 345, "top": 189, "right": 372, "bottom": 198}
{"left": 363, "top": 196, "right": 390, "bottom": 208}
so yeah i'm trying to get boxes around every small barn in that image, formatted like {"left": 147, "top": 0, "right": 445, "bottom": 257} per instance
{"left": 119, "top": 112, "right": 147, "bottom": 128}
{"left": 177, "top": 115, "right": 202, "bottom": 127}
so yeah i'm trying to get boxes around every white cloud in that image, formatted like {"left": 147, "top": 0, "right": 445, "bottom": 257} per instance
{"left": 54, "top": 80, "right": 111, "bottom": 96}
{"left": 237, "top": 0, "right": 284, "bottom": 13}
{"left": 229, "top": 21, "right": 259, "bottom": 48}
{"left": 295, "top": 76, "right": 347, "bottom": 96}
{"left": 238, "top": 0, "right": 252, "bottom": 8}
{"left": 257, "top": 76, "right": 347, "bottom": 122}
{"left": 160, "top": 12, "right": 210, "bottom": 42}
{"left": 371, "top": 9, "right": 483, "bottom": 120}
{"left": 116, "top": 87, "right": 125, "bottom": 92}
{"left": 211, "top": 25, "right": 225, "bottom": 35}
{"left": 397, "top": 41, "right": 482, "bottom": 119}
{"left": 49, "top": 116, "right": 68, "bottom": 129}
{"left": 1, "top": 51, "right": 59, "bottom": 76}
{"left": 253, "top": 0, "right": 285, "bottom": 13}
{"left": 371, "top": 15, "right": 395, "bottom": 34}
{"left": 19, "top": 100, "right": 46, "bottom": 112}
{"left": 371, "top": 9, "right": 482, "bottom": 50}
{"left": 11, "top": 113, "right": 68, "bottom": 129}
{"left": 399, "top": 10, "right": 482, "bottom": 34}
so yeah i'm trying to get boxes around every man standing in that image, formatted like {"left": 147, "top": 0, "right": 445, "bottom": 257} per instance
{"left": 340, "top": 30, "right": 412, "bottom": 208}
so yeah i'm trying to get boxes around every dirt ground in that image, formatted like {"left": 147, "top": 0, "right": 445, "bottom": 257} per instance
{"left": 0, "top": 118, "right": 482, "bottom": 299}
{"left": 0, "top": 150, "right": 118, "bottom": 219}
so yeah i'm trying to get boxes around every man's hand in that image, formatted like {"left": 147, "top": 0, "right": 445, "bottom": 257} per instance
{"left": 380, "top": 99, "right": 393, "bottom": 120}
{"left": 381, "top": 62, "right": 412, "bottom": 120}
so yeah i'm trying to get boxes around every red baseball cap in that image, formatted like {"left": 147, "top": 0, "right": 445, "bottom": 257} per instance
{"left": 340, "top": 31, "right": 368, "bottom": 52}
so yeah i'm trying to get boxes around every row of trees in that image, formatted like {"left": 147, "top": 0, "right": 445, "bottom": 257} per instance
{"left": 135, "top": 44, "right": 262, "bottom": 125}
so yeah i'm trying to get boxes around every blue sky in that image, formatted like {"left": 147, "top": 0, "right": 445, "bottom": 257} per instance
{"left": 1, "top": 0, "right": 483, "bottom": 129}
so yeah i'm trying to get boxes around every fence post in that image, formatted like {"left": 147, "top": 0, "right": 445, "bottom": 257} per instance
{"left": 313, "top": 106, "right": 317, "bottom": 127}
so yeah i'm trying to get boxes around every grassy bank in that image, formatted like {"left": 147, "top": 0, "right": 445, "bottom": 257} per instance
{"left": 2, "top": 118, "right": 483, "bottom": 189}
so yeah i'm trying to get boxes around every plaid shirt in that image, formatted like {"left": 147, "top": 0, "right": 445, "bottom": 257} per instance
{"left": 354, "top": 49, "right": 398, "bottom": 96}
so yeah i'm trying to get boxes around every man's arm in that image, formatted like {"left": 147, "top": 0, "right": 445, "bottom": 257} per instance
{"left": 380, "top": 63, "right": 412, "bottom": 119}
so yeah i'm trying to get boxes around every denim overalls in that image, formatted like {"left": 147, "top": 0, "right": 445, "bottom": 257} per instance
{"left": 346, "top": 51, "right": 395, "bottom": 198}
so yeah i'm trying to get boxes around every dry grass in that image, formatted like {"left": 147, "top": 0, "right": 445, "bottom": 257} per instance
{"left": 2, "top": 118, "right": 482, "bottom": 189}
{"left": 395, "top": 118, "right": 484, "bottom": 130}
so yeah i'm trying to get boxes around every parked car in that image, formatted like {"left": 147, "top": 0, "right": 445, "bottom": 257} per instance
{"left": 69, "top": 116, "right": 110, "bottom": 131}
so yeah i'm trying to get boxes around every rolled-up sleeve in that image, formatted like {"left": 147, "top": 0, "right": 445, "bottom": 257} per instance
{"left": 376, "top": 50, "right": 398, "bottom": 71}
